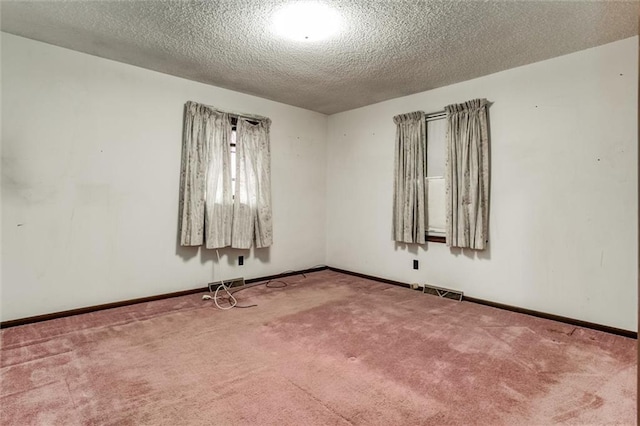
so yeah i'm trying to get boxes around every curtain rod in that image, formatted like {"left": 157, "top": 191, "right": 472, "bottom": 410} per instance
{"left": 226, "top": 110, "right": 269, "bottom": 122}
{"left": 196, "top": 101, "right": 270, "bottom": 122}
{"left": 426, "top": 110, "right": 446, "bottom": 122}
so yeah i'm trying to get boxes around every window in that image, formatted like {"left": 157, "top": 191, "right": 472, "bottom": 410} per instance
{"left": 229, "top": 116, "right": 258, "bottom": 199}
{"left": 179, "top": 101, "right": 273, "bottom": 249}
{"left": 426, "top": 114, "right": 447, "bottom": 243}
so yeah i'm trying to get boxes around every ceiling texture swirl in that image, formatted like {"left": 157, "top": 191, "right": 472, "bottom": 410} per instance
{"left": 1, "top": 0, "right": 638, "bottom": 114}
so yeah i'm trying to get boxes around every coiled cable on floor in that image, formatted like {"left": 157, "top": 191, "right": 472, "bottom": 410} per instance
{"left": 212, "top": 281, "right": 237, "bottom": 310}
{"left": 205, "top": 262, "right": 327, "bottom": 310}
{"left": 211, "top": 250, "right": 238, "bottom": 310}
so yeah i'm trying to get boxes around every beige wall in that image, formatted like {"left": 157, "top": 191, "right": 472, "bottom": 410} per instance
{"left": 2, "top": 33, "right": 638, "bottom": 333}
{"left": 326, "top": 37, "right": 638, "bottom": 331}
{"left": 1, "top": 33, "right": 328, "bottom": 321}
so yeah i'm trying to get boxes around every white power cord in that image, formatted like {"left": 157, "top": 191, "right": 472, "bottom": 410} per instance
{"left": 207, "top": 249, "right": 237, "bottom": 310}
{"left": 213, "top": 282, "right": 237, "bottom": 310}
{"left": 202, "top": 261, "right": 327, "bottom": 310}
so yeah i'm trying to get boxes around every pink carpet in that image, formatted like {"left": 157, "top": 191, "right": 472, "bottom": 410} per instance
{"left": 1, "top": 270, "right": 636, "bottom": 425}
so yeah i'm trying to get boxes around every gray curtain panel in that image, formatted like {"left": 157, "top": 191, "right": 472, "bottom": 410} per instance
{"left": 393, "top": 111, "right": 427, "bottom": 244}
{"left": 445, "top": 99, "right": 490, "bottom": 250}
{"left": 179, "top": 102, "right": 272, "bottom": 249}
{"left": 179, "top": 101, "right": 212, "bottom": 246}
{"left": 232, "top": 117, "right": 273, "bottom": 249}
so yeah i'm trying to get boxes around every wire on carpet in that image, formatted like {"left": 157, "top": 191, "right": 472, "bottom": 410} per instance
{"left": 205, "top": 260, "right": 326, "bottom": 310}
{"left": 209, "top": 250, "right": 238, "bottom": 310}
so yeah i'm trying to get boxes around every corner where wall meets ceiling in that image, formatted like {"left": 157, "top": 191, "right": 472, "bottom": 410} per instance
{"left": 1, "top": 0, "right": 637, "bottom": 114}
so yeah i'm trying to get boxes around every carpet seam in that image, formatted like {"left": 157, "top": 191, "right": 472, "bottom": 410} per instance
{"left": 284, "top": 378, "right": 355, "bottom": 425}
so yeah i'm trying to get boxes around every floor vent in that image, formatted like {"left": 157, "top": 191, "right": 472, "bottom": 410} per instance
{"left": 423, "top": 284, "right": 463, "bottom": 301}
{"left": 208, "top": 277, "right": 246, "bottom": 292}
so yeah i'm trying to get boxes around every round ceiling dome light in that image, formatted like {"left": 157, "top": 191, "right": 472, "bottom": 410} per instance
{"left": 272, "top": 2, "right": 342, "bottom": 42}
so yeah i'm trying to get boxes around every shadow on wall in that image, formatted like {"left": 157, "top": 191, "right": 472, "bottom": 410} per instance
{"left": 174, "top": 241, "right": 271, "bottom": 265}
{"left": 173, "top": 219, "right": 271, "bottom": 269}
{"left": 394, "top": 242, "right": 421, "bottom": 255}
{"left": 450, "top": 245, "right": 491, "bottom": 261}
{"left": 394, "top": 240, "right": 492, "bottom": 260}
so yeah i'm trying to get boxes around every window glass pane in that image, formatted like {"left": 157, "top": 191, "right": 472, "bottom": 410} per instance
{"left": 427, "top": 118, "right": 446, "bottom": 177}
{"left": 230, "top": 151, "right": 236, "bottom": 180}
{"left": 426, "top": 177, "right": 446, "bottom": 234}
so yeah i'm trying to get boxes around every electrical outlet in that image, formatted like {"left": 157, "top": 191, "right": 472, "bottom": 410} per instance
{"left": 413, "top": 260, "right": 419, "bottom": 270}
{"left": 239, "top": 256, "right": 244, "bottom": 266}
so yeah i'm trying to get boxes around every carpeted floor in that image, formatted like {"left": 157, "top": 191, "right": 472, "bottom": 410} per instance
{"left": 0, "top": 270, "right": 636, "bottom": 425}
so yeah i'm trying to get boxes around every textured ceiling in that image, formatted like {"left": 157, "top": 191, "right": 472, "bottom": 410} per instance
{"left": 1, "top": 1, "right": 638, "bottom": 115}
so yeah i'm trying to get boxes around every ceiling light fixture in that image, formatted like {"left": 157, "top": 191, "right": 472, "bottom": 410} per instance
{"left": 272, "top": 2, "right": 342, "bottom": 42}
